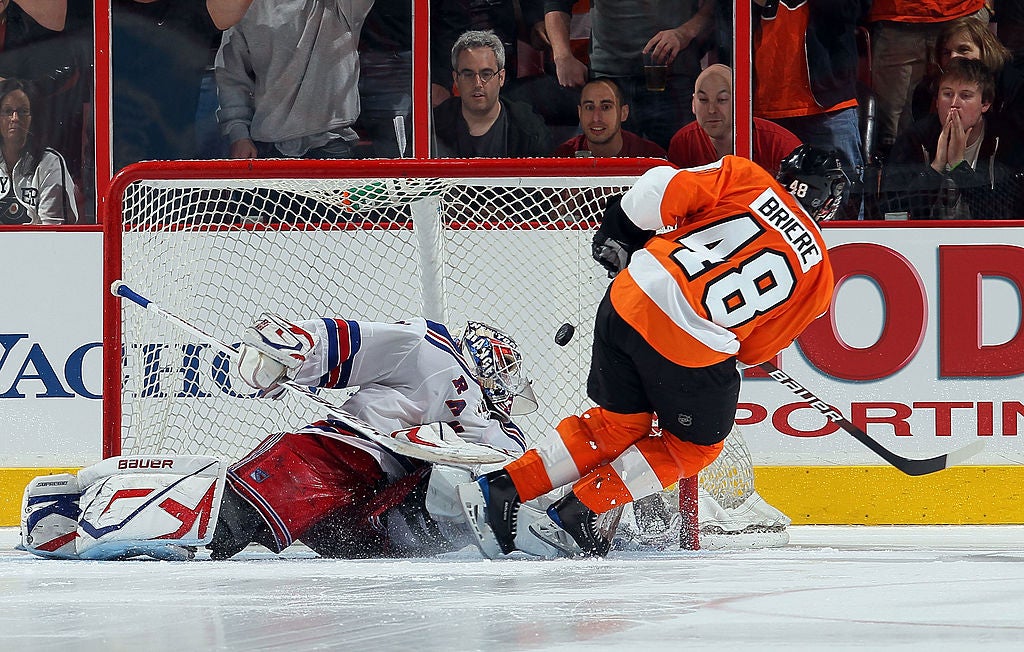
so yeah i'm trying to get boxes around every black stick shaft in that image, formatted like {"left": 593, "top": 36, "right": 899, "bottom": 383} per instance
{"left": 758, "top": 361, "right": 982, "bottom": 476}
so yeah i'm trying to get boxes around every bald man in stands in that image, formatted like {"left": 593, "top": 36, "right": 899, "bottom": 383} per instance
{"left": 553, "top": 79, "right": 667, "bottom": 158}
{"left": 668, "top": 64, "right": 800, "bottom": 175}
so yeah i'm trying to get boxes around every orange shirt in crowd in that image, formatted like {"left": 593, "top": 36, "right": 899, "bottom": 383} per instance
{"left": 868, "top": 0, "right": 987, "bottom": 23}
{"left": 754, "top": 0, "right": 858, "bottom": 119}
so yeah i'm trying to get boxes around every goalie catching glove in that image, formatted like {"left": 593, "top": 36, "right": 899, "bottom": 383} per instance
{"left": 237, "top": 312, "right": 317, "bottom": 396}
{"left": 591, "top": 194, "right": 655, "bottom": 278}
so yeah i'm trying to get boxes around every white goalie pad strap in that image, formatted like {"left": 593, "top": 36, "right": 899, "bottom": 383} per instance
{"left": 20, "top": 473, "right": 81, "bottom": 559}
{"left": 76, "top": 456, "right": 226, "bottom": 561}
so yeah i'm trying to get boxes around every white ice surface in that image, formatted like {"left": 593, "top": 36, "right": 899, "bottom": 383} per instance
{"left": 3, "top": 525, "right": 1024, "bottom": 651}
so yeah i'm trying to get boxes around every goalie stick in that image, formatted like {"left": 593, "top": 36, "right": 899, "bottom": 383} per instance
{"left": 111, "top": 281, "right": 509, "bottom": 466}
{"left": 759, "top": 361, "right": 984, "bottom": 476}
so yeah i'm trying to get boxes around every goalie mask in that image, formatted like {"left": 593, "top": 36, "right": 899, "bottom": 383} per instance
{"left": 461, "top": 321, "right": 538, "bottom": 420}
{"left": 776, "top": 145, "right": 851, "bottom": 222}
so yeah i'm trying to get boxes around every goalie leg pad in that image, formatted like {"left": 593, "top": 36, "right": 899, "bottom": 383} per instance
{"left": 76, "top": 455, "right": 226, "bottom": 561}
{"left": 19, "top": 473, "right": 81, "bottom": 559}
{"left": 512, "top": 503, "right": 566, "bottom": 558}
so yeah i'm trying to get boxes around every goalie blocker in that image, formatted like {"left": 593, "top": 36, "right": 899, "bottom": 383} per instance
{"left": 20, "top": 456, "right": 226, "bottom": 561}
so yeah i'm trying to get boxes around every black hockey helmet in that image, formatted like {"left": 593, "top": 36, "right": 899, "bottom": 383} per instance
{"left": 776, "top": 145, "right": 850, "bottom": 222}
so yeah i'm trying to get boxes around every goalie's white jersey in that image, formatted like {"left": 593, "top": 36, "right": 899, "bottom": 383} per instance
{"left": 288, "top": 318, "right": 527, "bottom": 475}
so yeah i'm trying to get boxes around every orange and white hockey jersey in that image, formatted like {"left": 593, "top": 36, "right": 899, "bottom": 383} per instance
{"left": 609, "top": 156, "right": 834, "bottom": 367}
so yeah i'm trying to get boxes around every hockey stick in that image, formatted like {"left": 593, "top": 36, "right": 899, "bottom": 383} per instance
{"left": 759, "top": 361, "right": 984, "bottom": 476}
{"left": 110, "top": 281, "right": 508, "bottom": 465}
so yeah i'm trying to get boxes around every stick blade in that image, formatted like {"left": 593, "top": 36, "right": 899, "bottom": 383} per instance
{"left": 896, "top": 439, "right": 987, "bottom": 476}
{"left": 941, "top": 439, "right": 986, "bottom": 469}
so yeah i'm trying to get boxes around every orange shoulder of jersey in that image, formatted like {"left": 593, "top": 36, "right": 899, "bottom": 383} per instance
{"left": 610, "top": 158, "right": 834, "bottom": 368}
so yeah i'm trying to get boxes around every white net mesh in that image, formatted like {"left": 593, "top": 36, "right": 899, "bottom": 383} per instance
{"left": 111, "top": 163, "right": 786, "bottom": 548}
{"left": 698, "top": 422, "right": 757, "bottom": 510}
{"left": 115, "top": 172, "right": 631, "bottom": 461}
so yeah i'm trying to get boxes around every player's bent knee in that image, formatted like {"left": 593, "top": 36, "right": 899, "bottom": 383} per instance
{"left": 662, "top": 437, "right": 725, "bottom": 480}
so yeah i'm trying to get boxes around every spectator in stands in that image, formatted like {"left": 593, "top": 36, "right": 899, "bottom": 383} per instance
{"left": 0, "top": 1, "right": 76, "bottom": 93}
{"left": 668, "top": 64, "right": 800, "bottom": 176}
{"left": 430, "top": 0, "right": 529, "bottom": 108}
{"left": 0, "top": 2, "right": 93, "bottom": 218}
{"left": 753, "top": 0, "right": 866, "bottom": 219}
{"left": 881, "top": 58, "right": 1024, "bottom": 220}
{"left": 543, "top": 0, "right": 715, "bottom": 151}
{"left": 217, "top": 0, "right": 372, "bottom": 159}
{"left": 432, "top": 30, "right": 551, "bottom": 158}
{"left": 0, "top": 0, "right": 69, "bottom": 69}
{"left": 500, "top": 0, "right": 584, "bottom": 147}
{"left": 913, "top": 16, "right": 1024, "bottom": 134}
{"left": 869, "top": 0, "right": 991, "bottom": 159}
{"left": 553, "top": 79, "right": 666, "bottom": 158}
{"left": 356, "top": 0, "right": 413, "bottom": 158}
{"left": 195, "top": 31, "right": 231, "bottom": 160}
{"left": 0, "top": 79, "right": 78, "bottom": 225}
{"left": 113, "top": 0, "right": 251, "bottom": 170}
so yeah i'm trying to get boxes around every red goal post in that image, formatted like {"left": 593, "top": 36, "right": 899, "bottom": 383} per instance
{"left": 101, "top": 157, "right": 787, "bottom": 550}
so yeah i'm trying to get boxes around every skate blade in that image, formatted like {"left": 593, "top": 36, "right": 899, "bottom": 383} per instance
{"left": 513, "top": 504, "right": 564, "bottom": 558}
{"left": 527, "top": 514, "right": 583, "bottom": 558}
{"left": 456, "top": 481, "right": 506, "bottom": 559}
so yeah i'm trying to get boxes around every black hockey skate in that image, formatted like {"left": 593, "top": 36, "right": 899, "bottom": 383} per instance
{"left": 457, "top": 470, "right": 520, "bottom": 557}
{"left": 533, "top": 492, "right": 615, "bottom": 558}
{"left": 207, "top": 486, "right": 276, "bottom": 560}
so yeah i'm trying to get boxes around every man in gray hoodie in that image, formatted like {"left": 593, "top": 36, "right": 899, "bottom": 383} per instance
{"left": 216, "top": 0, "right": 374, "bottom": 159}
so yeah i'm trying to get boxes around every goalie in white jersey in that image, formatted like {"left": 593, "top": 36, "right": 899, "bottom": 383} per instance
{"left": 20, "top": 315, "right": 539, "bottom": 561}
{"left": 207, "top": 315, "right": 539, "bottom": 559}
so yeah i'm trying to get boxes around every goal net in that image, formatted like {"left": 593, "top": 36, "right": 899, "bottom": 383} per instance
{"left": 103, "top": 158, "right": 788, "bottom": 550}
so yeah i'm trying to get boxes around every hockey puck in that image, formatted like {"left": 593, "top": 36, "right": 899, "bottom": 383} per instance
{"left": 554, "top": 323, "right": 575, "bottom": 347}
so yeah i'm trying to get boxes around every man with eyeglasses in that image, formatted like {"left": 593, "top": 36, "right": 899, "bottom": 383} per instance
{"left": 432, "top": 30, "right": 551, "bottom": 158}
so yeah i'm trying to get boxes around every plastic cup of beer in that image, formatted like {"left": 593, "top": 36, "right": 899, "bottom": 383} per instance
{"left": 643, "top": 50, "right": 667, "bottom": 92}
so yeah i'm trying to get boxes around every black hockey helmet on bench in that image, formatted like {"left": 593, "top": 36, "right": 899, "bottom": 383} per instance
{"left": 776, "top": 145, "right": 850, "bottom": 223}
{"left": 462, "top": 321, "right": 538, "bottom": 421}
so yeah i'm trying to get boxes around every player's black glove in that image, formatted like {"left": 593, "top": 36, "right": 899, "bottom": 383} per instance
{"left": 591, "top": 194, "right": 654, "bottom": 278}
{"left": 592, "top": 231, "right": 630, "bottom": 278}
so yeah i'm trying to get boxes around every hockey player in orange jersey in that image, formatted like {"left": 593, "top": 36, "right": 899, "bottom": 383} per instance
{"left": 459, "top": 145, "right": 849, "bottom": 558}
